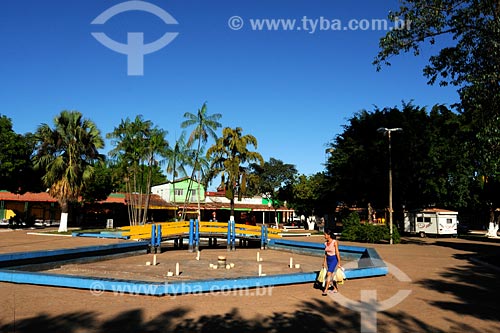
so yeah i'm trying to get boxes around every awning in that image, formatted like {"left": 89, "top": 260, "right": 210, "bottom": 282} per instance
{"left": 220, "top": 207, "right": 252, "bottom": 212}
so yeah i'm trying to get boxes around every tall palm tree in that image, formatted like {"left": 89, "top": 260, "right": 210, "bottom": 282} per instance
{"left": 206, "top": 127, "right": 264, "bottom": 220}
{"left": 192, "top": 146, "right": 212, "bottom": 218}
{"left": 165, "top": 131, "right": 191, "bottom": 204}
{"left": 142, "top": 127, "right": 169, "bottom": 224}
{"left": 33, "top": 110, "right": 104, "bottom": 232}
{"left": 180, "top": 102, "right": 222, "bottom": 220}
{"left": 107, "top": 115, "right": 169, "bottom": 225}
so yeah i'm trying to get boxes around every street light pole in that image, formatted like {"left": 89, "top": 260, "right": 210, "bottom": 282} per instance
{"left": 378, "top": 127, "right": 403, "bottom": 244}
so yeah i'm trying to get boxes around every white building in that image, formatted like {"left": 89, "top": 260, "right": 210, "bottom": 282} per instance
{"left": 404, "top": 208, "right": 458, "bottom": 237}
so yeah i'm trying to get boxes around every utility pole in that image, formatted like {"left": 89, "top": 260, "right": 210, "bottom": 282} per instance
{"left": 378, "top": 127, "right": 403, "bottom": 244}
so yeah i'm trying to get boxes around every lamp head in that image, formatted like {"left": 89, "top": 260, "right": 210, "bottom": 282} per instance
{"left": 378, "top": 127, "right": 403, "bottom": 133}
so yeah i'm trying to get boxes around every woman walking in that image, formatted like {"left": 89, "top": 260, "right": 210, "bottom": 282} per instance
{"left": 322, "top": 228, "right": 341, "bottom": 295}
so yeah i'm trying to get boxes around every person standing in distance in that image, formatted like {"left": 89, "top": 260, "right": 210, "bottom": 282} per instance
{"left": 210, "top": 211, "right": 218, "bottom": 222}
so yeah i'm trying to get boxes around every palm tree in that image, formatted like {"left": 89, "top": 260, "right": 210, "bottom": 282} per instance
{"left": 180, "top": 102, "right": 222, "bottom": 220}
{"left": 107, "top": 115, "right": 169, "bottom": 225}
{"left": 165, "top": 131, "right": 191, "bottom": 204}
{"left": 206, "top": 127, "right": 264, "bottom": 220}
{"left": 33, "top": 110, "right": 104, "bottom": 232}
{"left": 142, "top": 127, "right": 169, "bottom": 224}
{"left": 192, "top": 146, "right": 212, "bottom": 218}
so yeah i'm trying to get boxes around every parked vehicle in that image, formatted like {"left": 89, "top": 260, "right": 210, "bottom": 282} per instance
{"left": 404, "top": 208, "right": 458, "bottom": 238}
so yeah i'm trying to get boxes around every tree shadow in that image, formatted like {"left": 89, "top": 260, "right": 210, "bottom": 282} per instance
{"left": 404, "top": 239, "right": 500, "bottom": 330}
{"left": 419, "top": 259, "right": 499, "bottom": 317}
{"left": 2, "top": 295, "right": 491, "bottom": 333}
{"left": 434, "top": 238, "right": 500, "bottom": 255}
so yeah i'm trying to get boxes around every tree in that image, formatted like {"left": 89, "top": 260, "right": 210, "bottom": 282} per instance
{"left": 374, "top": 1, "right": 500, "bottom": 92}
{"left": 107, "top": 115, "right": 169, "bottom": 225}
{"left": 180, "top": 102, "right": 222, "bottom": 220}
{"left": 107, "top": 162, "right": 167, "bottom": 194}
{"left": 32, "top": 110, "right": 104, "bottom": 232}
{"left": 0, "top": 115, "right": 41, "bottom": 193}
{"left": 292, "top": 172, "right": 331, "bottom": 218}
{"left": 80, "top": 160, "right": 113, "bottom": 203}
{"left": 374, "top": 0, "right": 500, "bottom": 232}
{"left": 249, "top": 158, "right": 297, "bottom": 226}
{"left": 325, "top": 103, "right": 471, "bottom": 222}
{"left": 206, "top": 127, "right": 264, "bottom": 220}
{"left": 192, "top": 146, "right": 212, "bottom": 216}
{"left": 165, "top": 131, "right": 192, "bottom": 203}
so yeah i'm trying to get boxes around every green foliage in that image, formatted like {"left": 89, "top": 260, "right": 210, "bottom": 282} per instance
{"left": 340, "top": 212, "right": 400, "bottom": 244}
{"left": 374, "top": 0, "right": 500, "bottom": 214}
{"left": 206, "top": 127, "right": 264, "bottom": 216}
{"left": 33, "top": 110, "right": 105, "bottom": 207}
{"left": 374, "top": 0, "right": 500, "bottom": 89}
{"left": 106, "top": 115, "right": 169, "bottom": 225}
{"left": 391, "top": 227, "right": 401, "bottom": 244}
{"left": 80, "top": 161, "right": 113, "bottom": 203}
{"left": 0, "top": 115, "right": 41, "bottom": 192}
{"left": 325, "top": 103, "right": 473, "bottom": 211}
{"left": 248, "top": 157, "right": 298, "bottom": 207}
{"left": 292, "top": 172, "right": 331, "bottom": 216}
{"left": 338, "top": 212, "right": 361, "bottom": 241}
{"left": 180, "top": 103, "right": 222, "bottom": 219}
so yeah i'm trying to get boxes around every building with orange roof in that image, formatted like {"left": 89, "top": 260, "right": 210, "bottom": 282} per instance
{"left": 0, "top": 179, "right": 295, "bottom": 228}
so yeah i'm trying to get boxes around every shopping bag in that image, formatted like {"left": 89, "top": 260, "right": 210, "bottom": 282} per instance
{"left": 317, "top": 267, "right": 327, "bottom": 284}
{"left": 333, "top": 266, "right": 346, "bottom": 284}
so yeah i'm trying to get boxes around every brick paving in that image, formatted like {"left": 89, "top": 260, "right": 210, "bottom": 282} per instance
{"left": 0, "top": 228, "right": 499, "bottom": 333}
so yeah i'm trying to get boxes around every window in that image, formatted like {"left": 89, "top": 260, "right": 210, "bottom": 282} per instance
{"left": 446, "top": 218, "right": 452, "bottom": 224}
{"left": 190, "top": 189, "right": 197, "bottom": 202}
{"left": 174, "top": 189, "right": 183, "bottom": 196}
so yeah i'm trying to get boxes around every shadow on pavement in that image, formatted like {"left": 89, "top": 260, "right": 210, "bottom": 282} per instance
{"left": 1, "top": 296, "right": 495, "bottom": 333}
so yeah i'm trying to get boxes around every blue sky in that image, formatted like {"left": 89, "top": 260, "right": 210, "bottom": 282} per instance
{"left": 1, "top": 0, "right": 459, "bottom": 185}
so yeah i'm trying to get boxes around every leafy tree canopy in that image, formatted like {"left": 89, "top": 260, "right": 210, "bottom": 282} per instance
{"left": 248, "top": 158, "right": 297, "bottom": 205}
{"left": 207, "top": 127, "right": 264, "bottom": 216}
{"left": 0, "top": 115, "right": 41, "bottom": 193}
{"left": 375, "top": 0, "right": 500, "bottom": 182}
{"left": 325, "top": 102, "right": 473, "bottom": 212}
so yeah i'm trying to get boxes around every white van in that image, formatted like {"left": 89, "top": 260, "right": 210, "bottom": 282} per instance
{"left": 404, "top": 208, "right": 458, "bottom": 237}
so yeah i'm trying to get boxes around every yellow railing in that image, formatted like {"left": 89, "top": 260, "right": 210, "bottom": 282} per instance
{"left": 121, "top": 221, "right": 190, "bottom": 240}
{"left": 121, "top": 221, "right": 282, "bottom": 240}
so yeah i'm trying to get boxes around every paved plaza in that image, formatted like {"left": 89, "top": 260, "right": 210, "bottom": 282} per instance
{"left": 0, "top": 229, "right": 499, "bottom": 333}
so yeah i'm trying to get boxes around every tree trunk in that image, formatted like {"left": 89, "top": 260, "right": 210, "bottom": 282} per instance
{"left": 142, "top": 157, "right": 154, "bottom": 225}
{"left": 182, "top": 137, "right": 202, "bottom": 221}
{"left": 486, "top": 222, "right": 499, "bottom": 237}
{"left": 486, "top": 207, "right": 499, "bottom": 238}
{"left": 230, "top": 197, "right": 235, "bottom": 222}
{"left": 58, "top": 200, "right": 69, "bottom": 232}
{"left": 196, "top": 170, "right": 202, "bottom": 221}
